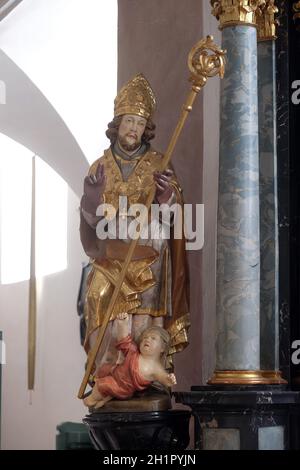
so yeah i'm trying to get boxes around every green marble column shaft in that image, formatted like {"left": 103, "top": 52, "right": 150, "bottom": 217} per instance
{"left": 216, "top": 26, "right": 260, "bottom": 370}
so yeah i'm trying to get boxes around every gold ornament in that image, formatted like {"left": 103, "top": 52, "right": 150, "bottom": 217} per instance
{"left": 293, "top": 1, "right": 300, "bottom": 24}
{"left": 114, "top": 73, "right": 156, "bottom": 120}
{"left": 256, "top": 0, "right": 279, "bottom": 41}
{"left": 211, "top": 0, "right": 266, "bottom": 29}
{"left": 188, "top": 35, "right": 226, "bottom": 90}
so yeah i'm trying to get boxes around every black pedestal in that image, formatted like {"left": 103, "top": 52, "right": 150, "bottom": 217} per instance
{"left": 83, "top": 410, "right": 191, "bottom": 450}
{"left": 174, "top": 386, "right": 300, "bottom": 450}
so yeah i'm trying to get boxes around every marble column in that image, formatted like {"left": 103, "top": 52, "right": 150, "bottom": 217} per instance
{"left": 210, "top": 2, "right": 262, "bottom": 381}
{"left": 209, "top": 0, "right": 284, "bottom": 384}
{"left": 216, "top": 24, "right": 260, "bottom": 372}
{"left": 257, "top": 3, "right": 280, "bottom": 372}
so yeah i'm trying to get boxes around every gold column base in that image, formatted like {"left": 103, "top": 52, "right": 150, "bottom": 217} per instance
{"left": 208, "top": 370, "right": 287, "bottom": 385}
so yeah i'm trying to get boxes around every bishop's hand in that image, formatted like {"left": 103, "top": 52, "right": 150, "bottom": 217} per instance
{"left": 81, "top": 163, "right": 106, "bottom": 215}
{"left": 154, "top": 169, "right": 174, "bottom": 204}
{"left": 167, "top": 373, "right": 177, "bottom": 386}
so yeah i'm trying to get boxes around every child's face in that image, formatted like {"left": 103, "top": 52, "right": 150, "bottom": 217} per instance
{"left": 140, "top": 331, "right": 164, "bottom": 358}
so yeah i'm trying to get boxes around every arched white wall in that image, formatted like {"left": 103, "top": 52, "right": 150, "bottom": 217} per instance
{"left": 0, "top": 50, "right": 88, "bottom": 197}
{"left": 0, "top": 0, "right": 118, "bottom": 168}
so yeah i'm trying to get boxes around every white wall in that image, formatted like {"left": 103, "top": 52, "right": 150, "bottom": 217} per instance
{"left": 0, "top": 49, "right": 89, "bottom": 197}
{"left": 0, "top": 188, "right": 87, "bottom": 450}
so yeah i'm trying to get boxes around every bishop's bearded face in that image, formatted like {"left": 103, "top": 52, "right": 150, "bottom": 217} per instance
{"left": 117, "top": 114, "right": 147, "bottom": 152}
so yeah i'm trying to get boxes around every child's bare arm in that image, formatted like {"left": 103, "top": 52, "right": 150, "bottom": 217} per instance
{"left": 153, "top": 370, "right": 177, "bottom": 388}
{"left": 116, "top": 312, "right": 130, "bottom": 341}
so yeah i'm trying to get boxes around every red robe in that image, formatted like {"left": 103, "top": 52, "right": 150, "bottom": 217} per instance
{"left": 96, "top": 335, "right": 151, "bottom": 399}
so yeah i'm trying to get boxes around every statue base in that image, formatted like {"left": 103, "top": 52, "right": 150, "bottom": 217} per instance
{"left": 83, "top": 410, "right": 190, "bottom": 450}
{"left": 83, "top": 392, "right": 190, "bottom": 450}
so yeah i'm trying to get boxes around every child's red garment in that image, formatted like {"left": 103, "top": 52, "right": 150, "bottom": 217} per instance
{"left": 95, "top": 335, "right": 151, "bottom": 399}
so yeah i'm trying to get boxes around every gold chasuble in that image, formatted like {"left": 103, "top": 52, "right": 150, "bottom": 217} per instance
{"left": 80, "top": 147, "right": 190, "bottom": 369}
{"left": 80, "top": 148, "right": 190, "bottom": 365}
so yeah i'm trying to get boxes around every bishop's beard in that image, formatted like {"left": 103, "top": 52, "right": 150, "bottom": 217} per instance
{"left": 118, "top": 135, "right": 141, "bottom": 152}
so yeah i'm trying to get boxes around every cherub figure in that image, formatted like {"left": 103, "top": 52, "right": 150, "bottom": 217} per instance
{"left": 83, "top": 312, "right": 177, "bottom": 409}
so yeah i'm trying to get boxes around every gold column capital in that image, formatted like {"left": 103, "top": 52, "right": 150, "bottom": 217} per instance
{"left": 256, "top": 0, "right": 279, "bottom": 41}
{"left": 210, "top": 0, "right": 266, "bottom": 29}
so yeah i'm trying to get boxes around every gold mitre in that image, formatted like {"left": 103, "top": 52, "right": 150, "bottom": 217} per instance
{"left": 114, "top": 73, "right": 156, "bottom": 120}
